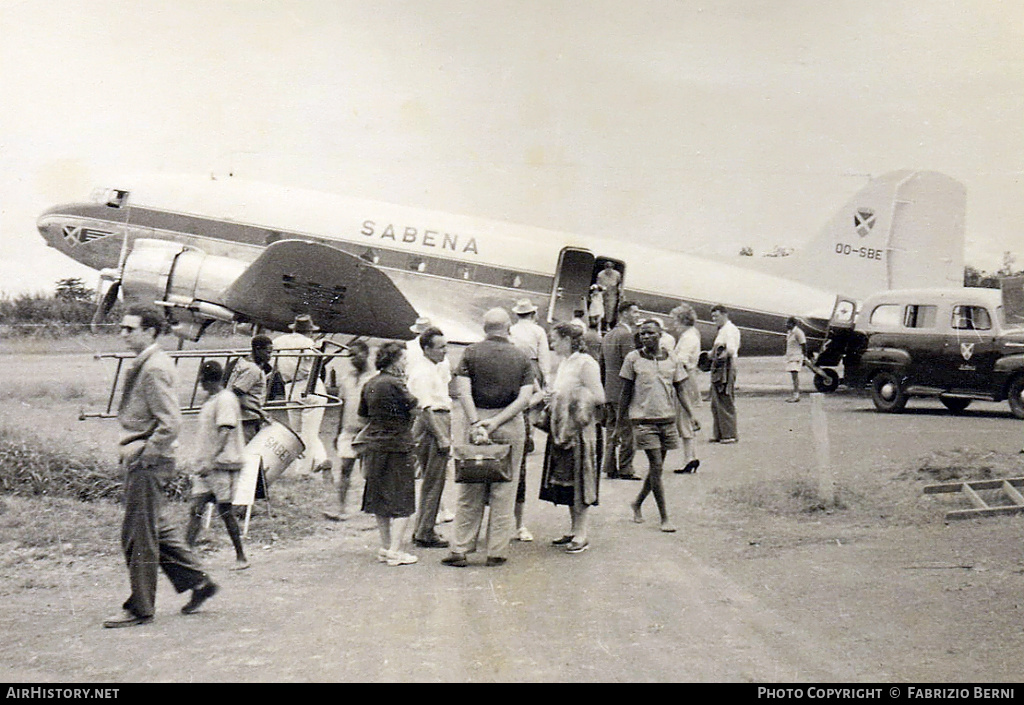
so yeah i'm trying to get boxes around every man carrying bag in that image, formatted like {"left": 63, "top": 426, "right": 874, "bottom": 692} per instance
{"left": 442, "top": 308, "right": 535, "bottom": 568}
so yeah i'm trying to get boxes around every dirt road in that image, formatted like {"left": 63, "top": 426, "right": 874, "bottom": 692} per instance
{"left": 2, "top": 359, "right": 1024, "bottom": 682}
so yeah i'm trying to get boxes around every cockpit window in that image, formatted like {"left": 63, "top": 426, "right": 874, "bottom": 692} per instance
{"left": 89, "top": 188, "right": 129, "bottom": 208}
{"left": 951, "top": 305, "right": 991, "bottom": 331}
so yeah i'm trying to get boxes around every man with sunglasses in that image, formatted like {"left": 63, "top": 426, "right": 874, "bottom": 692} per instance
{"left": 103, "top": 306, "right": 217, "bottom": 628}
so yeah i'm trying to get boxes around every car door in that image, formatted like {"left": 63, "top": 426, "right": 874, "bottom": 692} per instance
{"left": 899, "top": 304, "right": 946, "bottom": 388}
{"left": 944, "top": 304, "right": 997, "bottom": 392}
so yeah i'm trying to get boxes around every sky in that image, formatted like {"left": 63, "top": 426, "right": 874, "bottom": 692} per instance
{"left": 1, "top": 0, "right": 1022, "bottom": 296}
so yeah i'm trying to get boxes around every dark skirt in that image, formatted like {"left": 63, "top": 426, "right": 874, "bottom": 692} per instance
{"left": 360, "top": 449, "right": 416, "bottom": 518}
{"left": 539, "top": 430, "right": 600, "bottom": 508}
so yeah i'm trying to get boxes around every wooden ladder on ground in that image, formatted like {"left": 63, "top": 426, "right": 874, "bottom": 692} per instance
{"left": 923, "top": 477, "right": 1024, "bottom": 520}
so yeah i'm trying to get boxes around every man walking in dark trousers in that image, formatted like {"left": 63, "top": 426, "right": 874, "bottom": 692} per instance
{"left": 103, "top": 306, "right": 217, "bottom": 628}
{"left": 407, "top": 326, "right": 453, "bottom": 548}
{"left": 601, "top": 300, "right": 641, "bottom": 480}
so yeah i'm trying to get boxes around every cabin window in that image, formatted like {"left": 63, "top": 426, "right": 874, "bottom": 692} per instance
{"left": 903, "top": 305, "right": 937, "bottom": 329}
{"left": 869, "top": 304, "right": 900, "bottom": 328}
{"left": 951, "top": 305, "right": 992, "bottom": 331}
{"left": 506, "top": 272, "right": 523, "bottom": 288}
{"left": 361, "top": 248, "right": 380, "bottom": 264}
{"left": 456, "top": 264, "right": 473, "bottom": 281}
{"left": 409, "top": 257, "right": 426, "bottom": 272}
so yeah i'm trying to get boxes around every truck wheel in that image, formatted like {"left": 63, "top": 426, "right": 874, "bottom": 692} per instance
{"left": 813, "top": 368, "right": 841, "bottom": 393}
{"left": 1008, "top": 375, "right": 1024, "bottom": 420}
{"left": 871, "top": 371, "right": 908, "bottom": 412}
{"left": 939, "top": 397, "right": 971, "bottom": 413}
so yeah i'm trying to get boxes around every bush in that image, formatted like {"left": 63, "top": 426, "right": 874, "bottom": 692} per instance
{"left": 0, "top": 427, "right": 191, "bottom": 502}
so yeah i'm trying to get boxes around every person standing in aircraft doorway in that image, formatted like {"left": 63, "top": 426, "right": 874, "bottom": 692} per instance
{"left": 596, "top": 261, "right": 622, "bottom": 331}
{"left": 272, "top": 314, "right": 330, "bottom": 478}
{"left": 588, "top": 284, "right": 605, "bottom": 330}
{"left": 709, "top": 305, "right": 741, "bottom": 443}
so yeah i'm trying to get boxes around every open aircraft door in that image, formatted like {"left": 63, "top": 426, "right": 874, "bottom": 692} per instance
{"left": 807, "top": 294, "right": 860, "bottom": 392}
{"left": 548, "top": 247, "right": 595, "bottom": 323}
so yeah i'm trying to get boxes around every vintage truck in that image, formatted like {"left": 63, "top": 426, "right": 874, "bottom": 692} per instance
{"left": 807, "top": 281, "right": 1024, "bottom": 417}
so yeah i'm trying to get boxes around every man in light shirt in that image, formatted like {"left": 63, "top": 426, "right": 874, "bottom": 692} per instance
{"left": 406, "top": 327, "right": 453, "bottom": 548}
{"left": 186, "top": 360, "right": 249, "bottom": 570}
{"left": 272, "top": 314, "right": 329, "bottom": 478}
{"left": 508, "top": 298, "right": 550, "bottom": 542}
{"left": 509, "top": 298, "right": 551, "bottom": 387}
{"left": 709, "top": 304, "right": 741, "bottom": 443}
{"left": 596, "top": 261, "right": 622, "bottom": 330}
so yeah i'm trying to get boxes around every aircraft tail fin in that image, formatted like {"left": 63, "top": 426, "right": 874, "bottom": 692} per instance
{"left": 791, "top": 171, "right": 965, "bottom": 299}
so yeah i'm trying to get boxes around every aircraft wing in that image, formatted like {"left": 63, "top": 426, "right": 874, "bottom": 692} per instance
{"left": 222, "top": 240, "right": 418, "bottom": 339}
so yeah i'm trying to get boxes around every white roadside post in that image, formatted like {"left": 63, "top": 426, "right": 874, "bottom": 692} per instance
{"left": 810, "top": 392, "right": 836, "bottom": 507}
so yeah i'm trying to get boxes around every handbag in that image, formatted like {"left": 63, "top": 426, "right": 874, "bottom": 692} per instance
{"left": 453, "top": 443, "right": 513, "bottom": 483}
{"left": 529, "top": 403, "right": 551, "bottom": 433}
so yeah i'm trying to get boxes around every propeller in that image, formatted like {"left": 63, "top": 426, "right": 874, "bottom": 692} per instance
{"left": 90, "top": 272, "right": 121, "bottom": 332}
{"left": 89, "top": 191, "right": 134, "bottom": 333}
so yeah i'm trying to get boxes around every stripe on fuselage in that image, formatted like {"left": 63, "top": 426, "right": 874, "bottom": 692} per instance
{"left": 44, "top": 203, "right": 825, "bottom": 353}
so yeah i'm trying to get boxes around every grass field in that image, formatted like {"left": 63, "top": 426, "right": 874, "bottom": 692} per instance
{"left": 0, "top": 331, "right": 342, "bottom": 581}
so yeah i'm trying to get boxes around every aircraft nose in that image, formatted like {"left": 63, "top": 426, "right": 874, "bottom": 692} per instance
{"left": 37, "top": 205, "right": 67, "bottom": 248}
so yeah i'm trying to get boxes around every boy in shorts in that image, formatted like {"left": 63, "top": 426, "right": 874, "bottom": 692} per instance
{"left": 619, "top": 320, "right": 695, "bottom": 533}
{"left": 186, "top": 361, "right": 249, "bottom": 570}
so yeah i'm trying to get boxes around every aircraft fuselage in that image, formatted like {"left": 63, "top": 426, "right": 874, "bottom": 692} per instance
{"left": 38, "top": 176, "right": 845, "bottom": 353}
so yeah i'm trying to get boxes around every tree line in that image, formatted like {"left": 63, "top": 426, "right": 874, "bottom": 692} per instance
{"left": 0, "top": 278, "right": 122, "bottom": 336}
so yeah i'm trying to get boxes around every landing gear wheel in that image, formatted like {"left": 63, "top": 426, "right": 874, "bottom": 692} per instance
{"left": 1008, "top": 375, "right": 1024, "bottom": 420}
{"left": 939, "top": 397, "right": 971, "bottom": 414}
{"left": 813, "top": 368, "right": 841, "bottom": 393}
{"left": 871, "top": 371, "right": 908, "bottom": 413}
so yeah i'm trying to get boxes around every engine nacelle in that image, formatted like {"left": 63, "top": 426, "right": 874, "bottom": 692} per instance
{"left": 120, "top": 239, "right": 248, "bottom": 338}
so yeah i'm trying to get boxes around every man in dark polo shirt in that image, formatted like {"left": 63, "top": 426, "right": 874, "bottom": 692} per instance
{"left": 442, "top": 308, "right": 535, "bottom": 568}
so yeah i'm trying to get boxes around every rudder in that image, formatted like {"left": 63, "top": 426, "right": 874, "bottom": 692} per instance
{"left": 791, "top": 170, "right": 965, "bottom": 300}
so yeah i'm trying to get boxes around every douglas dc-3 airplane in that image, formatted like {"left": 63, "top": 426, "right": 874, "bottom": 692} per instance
{"left": 37, "top": 170, "right": 965, "bottom": 357}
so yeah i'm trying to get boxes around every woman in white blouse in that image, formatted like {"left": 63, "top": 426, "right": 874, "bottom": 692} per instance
{"left": 538, "top": 322, "right": 606, "bottom": 553}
